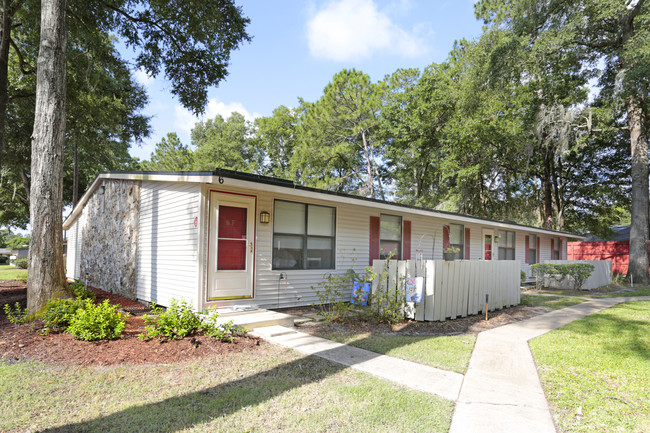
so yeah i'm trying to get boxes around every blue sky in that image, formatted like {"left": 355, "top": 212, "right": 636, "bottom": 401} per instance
{"left": 128, "top": 0, "right": 484, "bottom": 161}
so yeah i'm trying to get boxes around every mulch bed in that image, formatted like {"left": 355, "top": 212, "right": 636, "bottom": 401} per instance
{"left": 0, "top": 281, "right": 262, "bottom": 366}
{"left": 285, "top": 304, "right": 550, "bottom": 337}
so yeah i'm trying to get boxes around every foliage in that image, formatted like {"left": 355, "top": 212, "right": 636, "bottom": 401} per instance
{"left": 520, "top": 270, "right": 527, "bottom": 284}
{"left": 37, "top": 298, "right": 89, "bottom": 334}
{"left": 69, "top": 280, "right": 96, "bottom": 301}
{"left": 362, "top": 262, "right": 407, "bottom": 324}
{"left": 13, "top": 258, "right": 27, "bottom": 269}
{"left": 5, "top": 236, "right": 29, "bottom": 249}
{"left": 444, "top": 247, "right": 460, "bottom": 254}
{"left": 474, "top": 0, "right": 650, "bottom": 280}
{"left": 140, "top": 298, "right": 241, "bottom": 342}
{"left": 3, "top": 302, "right": 29, "bottom": 325}
{"left": 140, "top": 133, "right": 194, "bottom": 171}
{"left": 192, "top": 113, "right": 262, "bottom": 172}
{"left": 530, "top": 263, "right": 595, "bottom": 291}
{"left": 311, "top": 270, "right": 360, "bottom": 324}
{"left": 294, "top": 69, "right": 386, "bottom": 198}
{"left": 66, "top": 299, "right": 128, "bottom": 341}
{"left": 0, "top": 256, "right": 7, "bottom": 265}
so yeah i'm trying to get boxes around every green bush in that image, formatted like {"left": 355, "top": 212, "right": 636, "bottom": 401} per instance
{"left": 521, "top": 270, "right": 527, "bottom": 284}
{"left": 311, "top": 270, "right": 359, "bottom": 323}
{"left": 69, "top": 280, "right": 96, "bottom": 300}
{"left": 13, "top": 258, "right": 28, "bottom": 269}
{"left": 3, "top": 302, "right": 29, "bottom": 324}
{"left": 140, "top": 298, "right": 241, "bottom": 342}
{"left": 530, "top": 263, "right": 595, "bottom": 290}
{"left": 66, "top": 299, "right": 128, "bottom": 341}
{"left": 0, "top": 256, "right": 8, "bottom": 265}
{"left": 38, "top": 298, "right": 89, "bottom": 333}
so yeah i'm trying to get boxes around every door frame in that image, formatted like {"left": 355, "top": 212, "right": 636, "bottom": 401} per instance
{"left": 482, "top": 228, "right": 495, "bottom": 261}
{"left": 206, "top": 189, "right": 257, "bottom": 301}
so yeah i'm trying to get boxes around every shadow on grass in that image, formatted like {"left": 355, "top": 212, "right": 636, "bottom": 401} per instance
{"left": 40, "top": 352, "right": 348, "bottom": 433}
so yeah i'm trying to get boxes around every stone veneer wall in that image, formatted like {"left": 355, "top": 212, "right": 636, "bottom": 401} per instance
{"left": 78, "top": 179, "right": 140, "bottom": 298}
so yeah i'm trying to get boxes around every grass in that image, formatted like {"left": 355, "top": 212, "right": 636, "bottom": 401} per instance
{"left": 0, "top": 344, "right": 453, "bottom": 432}
{"left": 535, "top": 285, "right": 650, "bottom": 298}
{"left": 520, "top": 294, "right": 585, "bottom": 310}
{"left": 0, "top": 264, "right": 27, "bottom": 281}
{"left": 311, "top": 330, "right": 476, "bottom": 374}
{"left": 530, "top": 301, "right": 650, "bottom": 433}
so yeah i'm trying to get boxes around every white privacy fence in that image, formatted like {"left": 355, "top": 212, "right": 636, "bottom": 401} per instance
{"left": 542, "top": 260, "right": 612, "bottom": 290}
{"left": 371, "top": 260, "right": 521, "bottom": 322}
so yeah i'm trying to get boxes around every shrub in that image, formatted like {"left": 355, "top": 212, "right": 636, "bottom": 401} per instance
{"left": 521, "top": 270, "right": 527, "bottom": 284}
{"left": 38, "top": 298, "right": 88, "bottom": 333}
{"left": 530, "top": 263, "right": 595, "bottom": 291}
{"left": 66, "top": 299, "right": 128, "bottom": 341}
{"left": 13, "top": 258, "right": 28, "bottom": 269}
{"left": 0, "top": 256, "right": 8, "bottom": 265}
{"left": 311, "top": 270, "right": 358, "bottom": 323}
{"left": 69, "top": 280, "right": 96, "bottom": 300}
{"left": 359, "top": 264, "right": 405, "bottom": 324}
{"left": 3, "top": 302, "right": 29, "bottom": 324}
{"left": 140, "top": 298, "right": 241, "bottom": 341}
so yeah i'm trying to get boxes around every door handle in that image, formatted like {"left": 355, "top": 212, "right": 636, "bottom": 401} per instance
{"left": 249, "top": 242, "right": 253, "bottom": 252}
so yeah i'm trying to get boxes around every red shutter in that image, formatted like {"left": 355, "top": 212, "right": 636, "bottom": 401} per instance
{"left": 525, "top": 235, "right": 530, "bottom": 264}
{"left": 537, "top": 236, "right": 541, "bottom": 263}
{"left": 369, "top": 216, "right": 380, "bottom": 265}
{"left": 443, "top": 225, "right": 450, "bottom": 250}
{"left": 403, "top": 220, "right": 411, "bottom": 260}
{"left": 464, "top": 227, "right": 471, "bottom": 259}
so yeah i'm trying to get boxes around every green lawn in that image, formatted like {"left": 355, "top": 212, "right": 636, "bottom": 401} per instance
{"left": 0, "top": 344, "right": 453, "bottom": 432}
{"left": 311, "top": 330, "right": 476, "bottom": 374}
{"left": 530, "top": 301, "right": 650, "bottom": 433}
{"left": 520, "top": 294, "right": 585, "bottom": 310}
{"left": 0, "top": 264, "right": 27, "bottom": 281}
{"left": 536, "top": 286, "right": 650, "bottom": 298}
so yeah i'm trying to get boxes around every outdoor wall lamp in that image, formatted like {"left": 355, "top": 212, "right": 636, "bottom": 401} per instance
{"left": 260, "top": 211, "right": 270, "bottom": 224}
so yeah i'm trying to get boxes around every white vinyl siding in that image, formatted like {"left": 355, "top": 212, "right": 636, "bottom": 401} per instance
{"left": 137, "top": 181, "right": 201, "bottom": 309}
{"left": 65, "top": 217, "right": 83, "bottom": 280}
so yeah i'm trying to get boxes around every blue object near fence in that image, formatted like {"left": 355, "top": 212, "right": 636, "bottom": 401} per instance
{"left": 405, "top": 277, "right": 424, "bottom": 303}
{"left": 351, "top": 282, "right": 370, "bottom": 306}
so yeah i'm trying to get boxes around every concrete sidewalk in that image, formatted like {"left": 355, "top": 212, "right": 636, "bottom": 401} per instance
{"left": 253, "top": 325, "right": 464, "bottom": 401}
{"left": 449, "top": 296, "right": 650, "bottom": 433}
{"left": 255, "top": 296, "right": 650, "bottom": 432}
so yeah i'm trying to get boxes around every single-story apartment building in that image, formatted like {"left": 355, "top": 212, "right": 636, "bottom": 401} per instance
{"left": 63, "top": 169, "right": 582, "bottom": 311}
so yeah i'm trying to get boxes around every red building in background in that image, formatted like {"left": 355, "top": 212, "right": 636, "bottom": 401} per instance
{"left": 567, "top": 225, "right": 650, "bottom": 275}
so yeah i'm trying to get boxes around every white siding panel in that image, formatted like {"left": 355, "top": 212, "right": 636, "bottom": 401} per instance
{"left": 137, "top": 181, "right": 201, "bottom": 309}
{"left": 65, "top": 217, "right": 83, "bottom": 280}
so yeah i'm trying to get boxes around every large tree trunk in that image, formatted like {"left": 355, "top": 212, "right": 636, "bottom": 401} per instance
{"left": 626, "top": 94, "right": 649, "bottom": 284}
{"left": 27, "top": 0, "right": 69, "bottom": 314}
{"left": 0, "top": 0, "right": 13, "bottom": 170}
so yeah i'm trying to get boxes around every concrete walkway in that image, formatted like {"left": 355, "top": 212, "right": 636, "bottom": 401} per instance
{"left": 449, "top": 296, "right": 650, "bottom": 433}
{"left": 253, "top": 325, "right": 464, "bottom": 401}
{"left": 255, "top": 296, "right": 650, "bottom": 432}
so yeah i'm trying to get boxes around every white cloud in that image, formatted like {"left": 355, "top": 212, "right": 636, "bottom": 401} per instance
{"left": 174, "top": 98, "right": 261, "bottom": 133}
{"left": 133, "top": 67, "right": 155, "bottom": 87}
{"left": 306, "top": 0, "right": 428, "bottom": 62}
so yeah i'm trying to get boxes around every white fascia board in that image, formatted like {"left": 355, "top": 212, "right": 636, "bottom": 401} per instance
{"left": 63, "top": 172, "right": 585, "bottom": 239}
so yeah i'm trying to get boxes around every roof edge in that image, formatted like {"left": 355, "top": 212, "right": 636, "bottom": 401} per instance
{"left": 63, "top": 170, "right": 586, "bottom": 239}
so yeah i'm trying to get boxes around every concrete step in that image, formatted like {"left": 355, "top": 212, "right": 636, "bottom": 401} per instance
{"left": 217, "top": 309, "right": 295, "bottom": 331}
{"left": 253, "top": 325, "right": 298, "bottom": 338}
